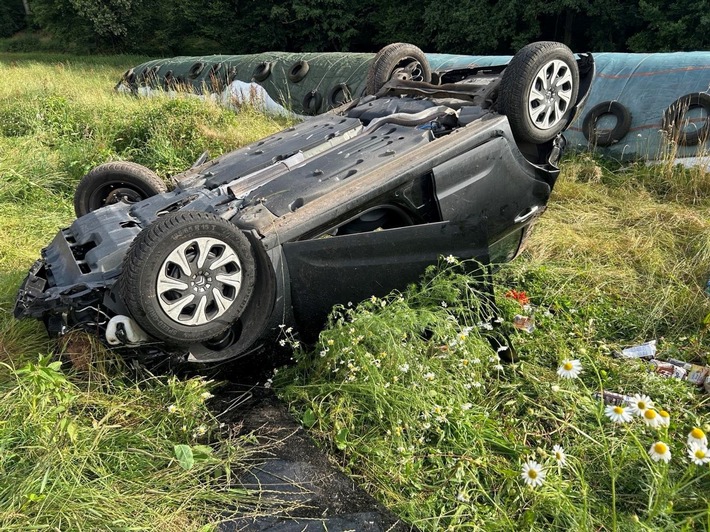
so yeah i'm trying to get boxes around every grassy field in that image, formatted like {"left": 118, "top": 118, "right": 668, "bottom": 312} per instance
{"left": 1, "top": 53, "right": 709, "bottom": 530}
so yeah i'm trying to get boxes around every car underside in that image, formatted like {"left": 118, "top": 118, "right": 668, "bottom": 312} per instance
{"left": 15, "top": 42, "right": 594, "bottom": 364}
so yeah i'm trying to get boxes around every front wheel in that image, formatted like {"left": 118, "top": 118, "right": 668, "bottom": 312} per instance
{"left": 120, "top": 212, "right": 256, "bottom": 345}
{"left": 74, "top": 161, "right": 166, "bottom": 217}
{"left": 498, "top": 42, "right": 579, "bottom": 143}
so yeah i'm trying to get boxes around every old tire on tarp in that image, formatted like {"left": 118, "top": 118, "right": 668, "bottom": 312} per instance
{"left": 498, "top": 41, "right": 579, "bottom": 144}
{"left": 288, "top": 60, "right": 310, "bottom": 83}
{"left": 662, "top": 92, "right": 710, "bottom": 146}
{"left": 120, "top": 211, "right": 256, "bottom": 345}
{"left": 188, "top": 62, "right": 205, "bottom": 79}
{"left": 366, "top": 43, "right": 431, "bottom": 95}
{"left": 303, "top": 90, "right": 323, "bottom": 115}
{"left": 74, "top": 161, "right": 167, "bottom": 218}
{"left": 582, "top": 101, "right": 632, "bottom": 146}
{"left": 327, "top": 83, "right": 352, "bottom": 108}
{"left": 253, "top": 62, "right": 272, "bottom": 82}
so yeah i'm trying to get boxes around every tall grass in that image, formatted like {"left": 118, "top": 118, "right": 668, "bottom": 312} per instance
{"left": 0, "top": 55, "right": 291, "bottom": 529}
{"left": 278, "top": 154, "right": 710, "bottom": 529}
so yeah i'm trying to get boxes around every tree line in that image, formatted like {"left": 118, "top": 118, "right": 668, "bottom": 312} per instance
{"left": 2, "top": 0, "right": 708, "bottom": 55}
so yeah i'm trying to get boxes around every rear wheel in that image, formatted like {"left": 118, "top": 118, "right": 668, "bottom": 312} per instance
{"left": 120, "top": 212, "right": 256, "bottom": 345}
{"left": 499, "top": 42, "right": 579, "bottom": 143}
{"left": 74, "top": 161, "right": 166, "bottom": 217}
{"left": 366, "top": 43, "right": 431, "bottom": 95}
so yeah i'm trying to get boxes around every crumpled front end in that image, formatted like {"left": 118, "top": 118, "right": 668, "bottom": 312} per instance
{"left": 14, "top": 204, "right": 141, "bottom": 336}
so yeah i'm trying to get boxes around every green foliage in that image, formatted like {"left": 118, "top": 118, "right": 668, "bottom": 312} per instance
{"left": 0, "top": 355, "right": 267, "bottom": 529}
{"left": 0, "top": 0, "right": 27, "bottom": 38}
{"left": 278, "top": 259, "right": 710, "bottom": 530}
{"left": 13, "top": 0, "right": 710, "bottom": 55}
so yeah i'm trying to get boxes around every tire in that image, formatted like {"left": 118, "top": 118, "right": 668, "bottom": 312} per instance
{"left": 327, "top": 83, "right": 352, "bottom": 108}
{"left": 302, "top": 90, "right": 323, "bottom": 115}
{"left": 74, "top": 161, "right": 167, "bottom": 218}
{"left": 288, "top": 60, "right": 310, "bottom": 83}
{"left": 662, "top": 92, "right": 710, "bottom": 146}
{"left": 582, "top": 101, "right": 632, "bottom": 146}
{"left": 252, "top": 62, "right": 272, "bottom": 82}
{"left": 365, "top": 43, "right": 431, "bottom": 95}
{"left": 120, "top": 211, "right": 257, "bottom": 344}
{"left": 188, "top": 62, "right": 205, "bottom": 79}
{"left": 498, "top": 41, "right": 579, "bottom": 143}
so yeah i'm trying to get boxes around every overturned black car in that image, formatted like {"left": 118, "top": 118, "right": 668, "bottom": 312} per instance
{"left": 15, "top": 42, "right": 593, "bottom": 363}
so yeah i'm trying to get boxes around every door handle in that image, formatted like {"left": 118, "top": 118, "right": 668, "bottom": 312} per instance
{"left": 514, "top": 205, "right": 540, "bottom": 223}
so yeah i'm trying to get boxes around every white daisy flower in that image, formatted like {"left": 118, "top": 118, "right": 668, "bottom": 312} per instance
{"left": 398, "top": 363, "right": 410, "bottom": 373}
{"left": 521, "top": 460, "right": 546, "bottom": 488}
{"left": 461, "top": 403, "right": 473, "bottom": 411}
{"left": 642, "top": 408, "right": 661, "bottom": 428}
{"left": 605, "top": 404, "right": 633, "bottom": 424}
{"left": 445, "top": 255, "right": 457, "bottom": 264}
{"left": 552, "top": 445, "right": 566, "bottom": 466}
{"left": 687, "top": 427, "right": 708, "bottom": 447}
{"left": 556, "top": 359, "right": 583, "bottom": 379}
{"left": 167, "top": 404, "right": 178, "bottom": 414}
{"left": 658, "top": 410, "right": 670, "bottom": 427}
{"left": 687, "top": 443, "right": 710, "bottom": 465}
{"left": 648, "top": 441, "right": 671, "bottom": 463}
{"left": 493, "top": 364, "right": 504, "bottom": 371}
{"left": 629, "top": 394, "right": 654, "bottom": 416}
{"left": 423, "top": 372, "right": 436, "bottom": 382}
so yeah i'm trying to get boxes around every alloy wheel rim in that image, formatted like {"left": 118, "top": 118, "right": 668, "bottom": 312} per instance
{"left": 156, "top": 237, "right": 242, "bottom": 326}
{"left": 527, "top": 59, "right": 573, "bottom": 130}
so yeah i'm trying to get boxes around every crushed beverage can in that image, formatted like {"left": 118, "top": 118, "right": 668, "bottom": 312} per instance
{"left": 667, "top": 359, "right": 709, "bottom": 386}
{"left": 594, "top": 391, "right": 634, "bottom": 406}
{"left": 618, "top": 340, "right": 657, "bottom": 359}
{"left": 649, "top": 359, "right": 687, "bottom": 380}
{"left": 513, "top": 314, "right": 535, "bottom": 333}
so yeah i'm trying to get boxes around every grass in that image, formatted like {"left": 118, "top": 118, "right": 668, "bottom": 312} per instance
{"left": 1, "top": 52, "right": 709, "bottom": 529}
{"left": 276, "top": 155, "right": 710, "bottom": 529}
{"left": 0, "top": 54, "right": 290, "bottom": 529}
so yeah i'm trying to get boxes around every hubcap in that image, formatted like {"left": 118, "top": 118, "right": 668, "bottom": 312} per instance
{"left": 156, "top": 237, "right": 243, "bottom": 326}
{"left": 527, "top": 59, "right": 573, "bottom": 130}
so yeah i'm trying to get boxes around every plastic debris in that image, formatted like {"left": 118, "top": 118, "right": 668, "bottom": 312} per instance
{"left": 594, "top": 391, "right": 634, "bottom": 406}
{"left": 513, "top": 315, "right": 535, "bottom": 333}
{"left": 667, "top": 359, "right": 710, "bottom": 386}
{"left": 618, "top": 340, "right": 657, "bottom": 359}
{"left": 649, "top": 359, "right": 688, "bottom": 380}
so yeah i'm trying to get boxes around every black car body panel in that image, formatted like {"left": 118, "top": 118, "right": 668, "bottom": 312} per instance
{"left": 15, "top": 45, "right": 594, "bottom": 363}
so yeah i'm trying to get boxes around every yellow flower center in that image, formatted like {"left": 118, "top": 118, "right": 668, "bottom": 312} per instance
{"left": 644, "top": 409, "right": 657, "bottom": 420}
{"left": 695, "top": 449, "right": 707, "bottom": 459}
{"left": 556, "top": 452, "right": 562, "bottom": 460}
{"left": 653, "top": 442, "right": 668, "bottom": 454}
{"left": 462, "top": 360, "right": 469, "bottom": 366}
{"left": 528, "top": 469, "right": 538, "bottom": 479}
{"left": 613, "top": 406, "right": 624, "bottom": 414}
{"left": 659, "top": 410, "right": 669, "bottom": 418}
{"left": 637, "top": 401, "right": 647, "bottom": 410}
{"left": 563, "top": 362, "right": 573, "bottom": 371}
{"left": 690, "top": 428, "right": 705, "bottom": 440}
